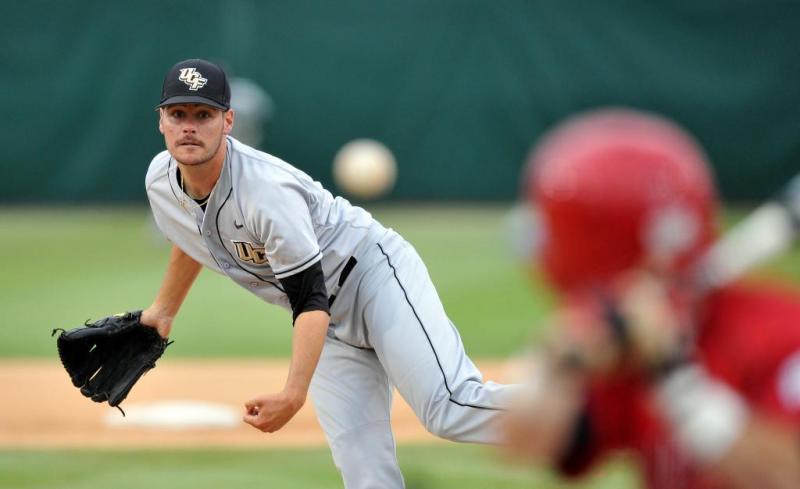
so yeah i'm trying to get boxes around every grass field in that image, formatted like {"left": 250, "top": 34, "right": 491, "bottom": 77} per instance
{"left": 0, "top": 205, "right": 551, "bottom": 358}
{"left": 2, "top": 204, "right": 798, "bottom": 489}
{"left": 0, "top": 445, "right": 638, "bottom": 489}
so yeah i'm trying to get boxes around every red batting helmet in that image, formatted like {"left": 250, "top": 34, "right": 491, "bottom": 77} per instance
{"left": 524, "top": 108, "right": 718, "bottom": 294}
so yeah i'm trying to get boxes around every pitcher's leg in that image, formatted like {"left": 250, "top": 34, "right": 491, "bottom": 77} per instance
{"left": 365, "top": 238, "right": 517, "bottom": 444}
{"left": 310, "top": 335, "right": 405, "bottom": 489}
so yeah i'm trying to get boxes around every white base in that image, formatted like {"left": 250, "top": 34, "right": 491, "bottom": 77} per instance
{"left": 104, "top": 400, "right": 240, "bottom": 430}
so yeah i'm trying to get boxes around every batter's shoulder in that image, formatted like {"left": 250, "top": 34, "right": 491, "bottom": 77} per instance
{"left": 704, "top": 283, "right": 800, "bottom": 327}
{"left": 699, "top": 283, "right": 800, "bottom": 362}
{"left": 145, "top": 150, "right": 172, "bottom": 190}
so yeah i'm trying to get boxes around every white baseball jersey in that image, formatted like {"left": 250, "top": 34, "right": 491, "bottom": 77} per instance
{"left": 145, "top": 136, "right": 515, "bottom": 489}
{"left": 146, "top": 136, "right": 383, "bottom": 312}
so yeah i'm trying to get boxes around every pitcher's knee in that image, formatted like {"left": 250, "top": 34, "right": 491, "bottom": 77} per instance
{"left": 419, "top": 394, "right": 506, "bottom": 443}
{"left": 420, "top": 403, "right": 464, "bottom": 440}
{"left": 425, "top": 423, "right": 460, "bottom": 440}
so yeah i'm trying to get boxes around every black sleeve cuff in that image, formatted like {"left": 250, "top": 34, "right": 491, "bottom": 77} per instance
{"left": 278, "top": 261, "right": 330, "bottom": 324}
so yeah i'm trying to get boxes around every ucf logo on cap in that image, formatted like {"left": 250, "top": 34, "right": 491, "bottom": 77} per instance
{"left": 178, "top": 68, "right": 207, "bottom": 91}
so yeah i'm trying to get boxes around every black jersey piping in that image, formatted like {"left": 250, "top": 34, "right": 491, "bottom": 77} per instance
{"left": 166, "top": 157, "right": 225, "bottom": 270}
{"left": 215, "top": 187, "right": 285, "bottom": 293}
{"left": 376, "top": 243, "right": 504, "bottom": 411}
{"left": 166, "top": 158, "right": 182, "bottom": 204}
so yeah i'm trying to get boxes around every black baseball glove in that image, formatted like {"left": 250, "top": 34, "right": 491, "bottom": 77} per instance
{"left": 53, "top": 311, "right": 171, "bottom": 414}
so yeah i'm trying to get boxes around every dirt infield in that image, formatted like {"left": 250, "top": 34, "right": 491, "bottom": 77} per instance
{"left": 1, "top": 359, "right": 508, "bottom": 449}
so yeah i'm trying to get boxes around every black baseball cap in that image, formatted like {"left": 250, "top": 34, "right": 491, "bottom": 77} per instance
{"left": 157, "top": 58, "right": 231, "bottom": 110}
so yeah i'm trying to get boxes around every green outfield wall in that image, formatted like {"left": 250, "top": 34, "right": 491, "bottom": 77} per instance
{"left": 3, "top": 1, "right": 799, "bottom": 202}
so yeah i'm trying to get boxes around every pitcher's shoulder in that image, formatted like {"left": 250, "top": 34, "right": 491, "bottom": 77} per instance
{"left": 231, "top": 140, "right": 307, "bottom": 186}
{"left": 145, "top": 150, "right": 172, "bottom": 189}
{"left": 230, "top": 138, "right": 292, "bottom": 171}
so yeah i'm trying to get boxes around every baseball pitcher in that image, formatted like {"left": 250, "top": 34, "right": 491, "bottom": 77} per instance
{"left": 141, "top": 58, "right": 515, "bottom": 488}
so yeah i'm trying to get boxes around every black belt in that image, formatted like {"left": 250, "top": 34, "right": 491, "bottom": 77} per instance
{"left": 328, "top": 256, "right": 358, "bottom": 307}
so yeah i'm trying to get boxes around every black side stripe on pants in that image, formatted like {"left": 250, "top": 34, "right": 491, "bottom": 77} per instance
{"left": 376, "top": 243, "right": 504, "bottom": 411}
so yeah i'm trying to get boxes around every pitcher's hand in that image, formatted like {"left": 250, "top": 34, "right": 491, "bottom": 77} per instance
{"left": 243, "top": 390, "right": 305, "bottom": 433}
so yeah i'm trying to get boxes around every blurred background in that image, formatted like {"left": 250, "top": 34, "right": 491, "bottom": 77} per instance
{"left": 4, "top": 0, "right": 800, "bottom": 203}
{"left": 2, "top": 1, "right": 799, "bottom": 488}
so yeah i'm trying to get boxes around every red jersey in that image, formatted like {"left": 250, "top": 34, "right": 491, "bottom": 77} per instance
{"left": 559, "top": 283, "right": 800, "bottom": 489}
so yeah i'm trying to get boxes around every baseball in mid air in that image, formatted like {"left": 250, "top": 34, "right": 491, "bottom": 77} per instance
{"left": 333, "top": 139, "right": 397, "bottom": 200}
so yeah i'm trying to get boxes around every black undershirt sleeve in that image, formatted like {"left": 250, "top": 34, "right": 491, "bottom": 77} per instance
{"left": 278, "top": 261, "right": 330, "bottom": 324}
